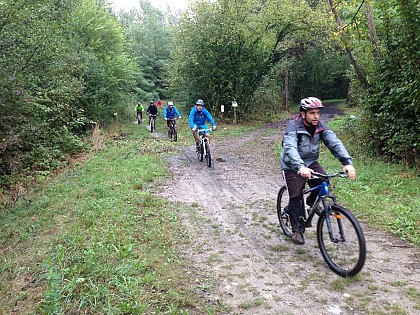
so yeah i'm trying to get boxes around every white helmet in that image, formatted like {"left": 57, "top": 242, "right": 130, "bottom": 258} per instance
{"left": 300, "top": 97, "right": 324, "bottom": 111}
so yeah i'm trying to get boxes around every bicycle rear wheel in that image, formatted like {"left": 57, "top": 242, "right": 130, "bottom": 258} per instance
{"left": 317, "top": 205, "right": 366, "bottom": 277}
{"left": 205, "top": 141, "right": 211, "bottom": 167}
{"left": 277, "top": 186, "right": 292, "bottom": 237}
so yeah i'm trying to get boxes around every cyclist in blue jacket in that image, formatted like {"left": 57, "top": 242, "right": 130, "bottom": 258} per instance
{"left": 280, "top": 97, "right": 356, "bottom": 245}
{"left": 163, "top": 101, "right": 181, "bottom": 132}
{"left": 189, "top": 99, "right": 216, "bottom": 151}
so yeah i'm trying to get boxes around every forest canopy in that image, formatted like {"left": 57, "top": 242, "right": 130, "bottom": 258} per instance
{"left": 0, "top": 0, "right": 418, "bottom": 194}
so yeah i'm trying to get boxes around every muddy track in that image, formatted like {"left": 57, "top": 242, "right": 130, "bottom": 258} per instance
{"left": 158, "top": 115, "right": 419, "bottom": 315}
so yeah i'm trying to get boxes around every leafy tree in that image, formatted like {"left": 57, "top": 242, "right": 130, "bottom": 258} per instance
{"left": 362, "top": 0, "right": 420, "bottom": 166}
{"left": 170, "top": 0, "right": 335, "bottom": 115}
{"left": 118, "top": 0, "right": 172, "bottom": 101}
{"left": 0, "top": 0, "right": 138, "bottom": 190}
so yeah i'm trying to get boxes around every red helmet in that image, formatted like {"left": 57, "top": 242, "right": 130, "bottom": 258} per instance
{"left": 300, "top": 97, "right": 324, "bottom": 111}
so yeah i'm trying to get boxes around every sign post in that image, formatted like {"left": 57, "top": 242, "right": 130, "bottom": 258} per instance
{"left": 220, "top": 105, "right": 225, "bottom": 123}
{"left": 232, "top": 99, "right": 238, "bottom": 125}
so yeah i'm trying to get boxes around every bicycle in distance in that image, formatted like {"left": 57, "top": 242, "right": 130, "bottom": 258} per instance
{"left": 167, "top": 118, "right": 178, "bottom": 142}
{"left": 137, "top": 112, "right": 142, "bottom": 124}
{"left": 196, "top": 128, "right": 213, "bottom": 167}
{"left": 149, "top": 114, "right": 157, "bottom": 133}
{"left": 277, "top": 171, "right": 366, "bottom": 277}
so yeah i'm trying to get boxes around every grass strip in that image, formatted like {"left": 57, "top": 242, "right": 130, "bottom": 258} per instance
{"left": 0, "top": 122, "right": 225, "bottom": 314}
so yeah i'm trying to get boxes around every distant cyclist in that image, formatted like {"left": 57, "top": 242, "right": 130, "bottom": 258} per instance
{"left": 156, "top": 99, "right": 163, "bottom": 107}
{"left": 189, "top": 99, "right": 216, "bottom": 151}
{"left": 163, "top": 101, "right": 181, "bottom": 131}
{"left": 135, "top": 101, "right": 144, "bottom": 124}
{"left": 280, "top": 97, "right": 356, "bottom": 245}
{"left": 146, "top": 100, "right": 158, "bottom": 125}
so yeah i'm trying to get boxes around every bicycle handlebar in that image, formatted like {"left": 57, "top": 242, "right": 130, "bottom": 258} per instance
{"left": 310, "top": 170, "right": 347, "bottom": 179}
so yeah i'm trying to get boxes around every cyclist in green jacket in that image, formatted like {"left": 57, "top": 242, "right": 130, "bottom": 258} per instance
{"left": 135, "top": 102, "right": 144, "bottom": 124}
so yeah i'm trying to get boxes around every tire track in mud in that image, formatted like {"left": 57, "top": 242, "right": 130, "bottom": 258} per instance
{"left": 159, "top": 123, "right": 419, "bottom": 315}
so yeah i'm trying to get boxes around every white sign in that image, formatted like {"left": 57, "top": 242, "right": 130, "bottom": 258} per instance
{"left": 221, "top": 105, "right": 225, "bottom": 112}
{"left": 232, "top": 100, "right": 238, "bottom": 107}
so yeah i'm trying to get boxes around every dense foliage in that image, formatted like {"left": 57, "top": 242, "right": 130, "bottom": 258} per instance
{"left": 327, "top": 0, "right": 419, "bottom": 167}
{"left": 0, "top": 0, "right": 139, "bottom": 189}
{"left": 362, "top": 0, "right": 419, "bottom": 166}
{"left": 169, "top": 0, "right": 340, "bottom": 115}
{"left": 1, "top": 0, "right": 418, "bottom": 196}
{"left": 117, "top": 1, "right": 172, "bottom": 101}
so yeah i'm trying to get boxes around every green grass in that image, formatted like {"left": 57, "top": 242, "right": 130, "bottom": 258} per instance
{"left": 0, "top": 122, "right": 226, "bottom": 314}
{"left": 1, "top": 106, "right": 418, "bottom": 313}
{"left": 320, "top": 115, "right": 419, "bottom": 246}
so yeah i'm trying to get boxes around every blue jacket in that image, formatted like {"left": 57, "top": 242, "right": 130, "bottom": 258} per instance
{"left": 189, "top": 106, "right": 216, "bottom": 128}
{"left": 163, "top": 106, "right": 181, "bottom": 119}
{"left": 281, "top": 115, "right": 352, "bottom": 171}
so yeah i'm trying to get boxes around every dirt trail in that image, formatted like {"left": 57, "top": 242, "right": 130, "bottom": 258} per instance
{"left": 159, "top": 115, "right": 419, "bottom": 314}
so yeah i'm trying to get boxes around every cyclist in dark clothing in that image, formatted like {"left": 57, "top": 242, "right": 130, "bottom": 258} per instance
{"left": 280, "top": 97, "right": 356, "bottom": 245}
{"left": 146, "top": 100, "right": 158, "bottom": 125}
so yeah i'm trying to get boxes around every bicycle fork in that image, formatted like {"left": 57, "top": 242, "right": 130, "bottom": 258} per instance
{"left": 201, "top": 137, "right": 208, "bottom": 156}
{"left": 321, "top": 197, "right": 346, "bottom": 243}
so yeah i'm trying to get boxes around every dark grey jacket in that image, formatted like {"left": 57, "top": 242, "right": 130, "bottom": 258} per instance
{"left": 280, "top": 115, "right": 353, "bottom": 172}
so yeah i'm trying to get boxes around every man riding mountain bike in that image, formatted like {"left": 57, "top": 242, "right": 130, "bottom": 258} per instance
{"left": 188, "top": 99, "right": 216, "bottom": 152}
{"left": 163, "top": 101, "right": 181, "bottom": 131}
{"left": 146, "top": 100, "right": 158, "bottom": 125}
{"left": 280, "top": 97, "right": 356, "bottom": 245}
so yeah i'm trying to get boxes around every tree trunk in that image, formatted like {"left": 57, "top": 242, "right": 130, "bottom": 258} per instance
{"left": 327, "top": 0, "right": 369, "bottom": 90}
{"left": 283, "top": 62, "right": 289, "bottom": 111}
{"left": 365, "top": 2, "right": 381, "bottom": 58}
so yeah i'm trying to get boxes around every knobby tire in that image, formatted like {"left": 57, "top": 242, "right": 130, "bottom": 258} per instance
{"left": 173, "top": 127, "right": 178, "bottom": 142}
{"left": 205, "top": 141, "right": 211, "bottom": 167}
{"left": 150, "top": 119, "right": 154, "bottom": 133}
{"left": 277, "top": 186, "right": 292, "bottom": 237}
{"left": 317, "top": 205, "right": 366, "bottom": 277}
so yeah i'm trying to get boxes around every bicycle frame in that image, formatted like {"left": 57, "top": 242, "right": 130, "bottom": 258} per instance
{"left": 169, "top": 119, "right": 177, "bottom": 131}
{"left": 277, "top": 170, "right": 366, "bottom": 276}
{"left": 302, "top": 173, "right": 345, "bottom": 242}
{"left": 198, "top": 129, "right": 210, "bottom": 155}
{"left": 196, "top": 128, "right": 212, "bottom": 167}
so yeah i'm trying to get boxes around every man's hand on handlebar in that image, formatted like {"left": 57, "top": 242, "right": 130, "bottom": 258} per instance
{"left": 343, "top": 164, "right": 356, "bottom": 180}
{"left": 298, "top": 167, "right": 312, "bottom": 179}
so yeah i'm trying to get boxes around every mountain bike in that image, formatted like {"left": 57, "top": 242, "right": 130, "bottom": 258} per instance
{"left": 196, "top": 128, "right": 212, "bottom": 167}
{"left": 167, "top": 118, "right": 178, "bottom": 142}
{"left": 149, "top": 114, "right": 157, "bottom": 133}
{"left": 277, "top": 171, "right": 366, "bottom": 277}
{"left": 137, "top": 111, "right": 143, "bottom": 124}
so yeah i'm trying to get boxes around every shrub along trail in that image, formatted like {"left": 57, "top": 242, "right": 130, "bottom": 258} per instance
{"left": 159, "top": 123, "right": 419, "bottom": 314}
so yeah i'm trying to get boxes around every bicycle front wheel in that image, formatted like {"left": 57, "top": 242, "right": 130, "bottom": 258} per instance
{"left": 197, "top": 142, "right": 204, "bottom": 162}
{"left": 277, "top": 186, "right": 292, "bottom": 237}
{"left": 150, "top": 120, "right": 154, "bottom": 133}
{"left": 317, "top": 205, "right": 366, "bottom": 277}
{"left": 173, "top": 127, "right": 178, "bottom": 142}
{"left": 205, "top": 141, "right": 211, "bottom": 167}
